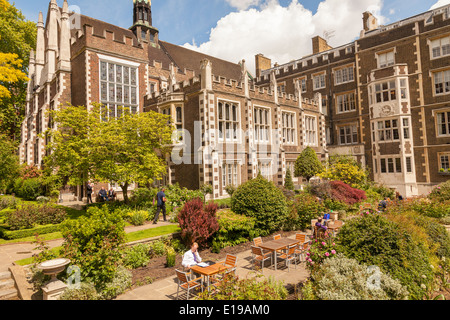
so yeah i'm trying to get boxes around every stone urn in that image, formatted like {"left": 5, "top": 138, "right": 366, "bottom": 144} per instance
{"left": 37, "top": 258, "right": 71, "bottom": 300}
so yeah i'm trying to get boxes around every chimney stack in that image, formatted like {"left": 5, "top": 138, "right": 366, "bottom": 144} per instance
{"left": 363, "top": 11, "right": 379, "bottom": 32}
{"left": 255, "top": 54, "right": 271, "bottom": 78}
{"left": 312, "top": 36, "right": 332, "bottom": 55}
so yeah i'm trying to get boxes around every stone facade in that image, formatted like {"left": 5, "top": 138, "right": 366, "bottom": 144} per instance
{"left": 255, "top": 6, "right": 450, "bottom": 197}
{"left": 20, "top": 0, "right": 328, "bottom": 200}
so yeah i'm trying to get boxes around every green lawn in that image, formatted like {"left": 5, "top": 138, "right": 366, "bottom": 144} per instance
{"left": 13, "top": 224, "right": 181, "bottom": 266}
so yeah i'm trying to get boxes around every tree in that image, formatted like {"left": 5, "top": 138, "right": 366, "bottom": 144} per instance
{"left": 284, "top": 168, "right": 294, "bottom": 190}
{"left": 0, "top": 133, "right": 19, "bottom": 192}
{"left": 44, "top": 103, "right": 174, "bottom": 202}
{"left": 0, "top": 0, "right": 37, "bottom": 139}
{"left": 319, "top": 154, "right": 368, "bottom": 189}
{"left": 294, "top": 147, "right": 323, "bottom": 182}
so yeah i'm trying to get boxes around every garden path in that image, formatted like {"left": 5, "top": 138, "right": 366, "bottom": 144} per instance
{"left": 0, "top": 221, "right": 176, "bottom": 273}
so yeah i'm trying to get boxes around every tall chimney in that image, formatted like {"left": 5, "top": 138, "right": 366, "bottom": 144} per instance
{"left": 363, "top": 11, "right": 379, "bottom": 32}
{"left": 255, "top": 54, "right": 271, "bottom": 78}
{"left": 312, "top": 36, "right": 332, "bottom": 55}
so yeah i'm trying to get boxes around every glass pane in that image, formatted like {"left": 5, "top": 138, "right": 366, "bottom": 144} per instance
{"left": 131, "top": 87, "right": 137, "bottom": 104}
{"left": 101, "top": 82, "right": 108, "bottom": 101}
{"left": 109, "top": 83, "right": 115, "bottom": 101}
{"left": 130, "top": 68, "right": 137, "bottom": 86}
{"left": 101, "top": 62, "right": 107, "bottom": 81}
{"left": 232, "top": 105, "right": 237, "bottom": 122}
{"left": 123, "top": 67, "right": 130, "bottom": 84}
{"left": 116, "top": 85, "right": 123, "bottom": 103}
{"left": 124, "top": 86, "right": 130, "bottom": 104}
{"left": 108, "top": 63, "right": 115, "bottom": 82}
{"left": 116, "top": 65, "right": 123, "bottom": 83}
{"left": 218, "top": 103, "right": 223, "bottom": 120}
{"left": 225, "top": 104, "right": 230, "bottom": 121}
{"left": 176, "top": 107, "right": 182, "bottom": 123}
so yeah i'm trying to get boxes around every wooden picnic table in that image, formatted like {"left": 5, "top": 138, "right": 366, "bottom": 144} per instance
{"left": 257, "top": 238, "right": 301, "bottom": 271}
{"left": 190, "top": 262, "right": 232, "bottom": 291}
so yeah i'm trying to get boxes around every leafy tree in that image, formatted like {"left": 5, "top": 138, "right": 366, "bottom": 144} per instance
{"left": 44, "top": 103, "right": 174, "bottom": 202}
{"left": 284, "top": 168, "right": 294, "bottom": 190}
{"left": 0, "top": 0, "right": 36, "bottom": 139}
{"left": 0, "top": 133, "right": 19, "bottom": 192}
{"left": 319, "top": 155, "right": 368, "bottom": 189}
{"left": 294, "top": 147, "right": 323, "bottom": 182}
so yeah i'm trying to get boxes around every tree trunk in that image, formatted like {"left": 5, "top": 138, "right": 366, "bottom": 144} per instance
{"left": 121, "top": 182, "right": 129, "bottom": 203}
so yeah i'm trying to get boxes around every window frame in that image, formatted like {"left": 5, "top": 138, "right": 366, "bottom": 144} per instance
{"left": 334, "top": 64, "right": 355, "bottom": 85}
{"left": 98, "top": 55, "right": 140, "bottom": 120}
{"left": 253, "top": 105, "right": 271, "bottom": 144}
{"left": 338, "top": 124, "right": 358, "bottom": 145}
{"left": 377, "top": 50, "right": 395, "bottom": 69}
{"left": 379, "top": 156, "right": 402, "bottom": 174}
{"left": 436, "top": 109, "right": 450, "bottom": 137}
{"left": 336, "top": 91, "right": 357, "bottom": 114}
{"left": 218, "top": 100, "right": 241, "bottom": 143}
{"left": 312, "top": 72, "right": 326, "bottom": 91}
{"left": 304, "top": 115, "right": 318, "bottom": 147}
{"left": 432, "top": 69, "right": 450, "bottom": 96}
{"left": 429, "top": 35, "right": 450, "bottom": 60}
{"left": 439, "top": 152, "right": 450, "bottom": 171}
{"left": 376, "top": 119, "right": 400, "bottom": 142}
{"left": 281, "top": 111, "right": 297, "bottom": 145}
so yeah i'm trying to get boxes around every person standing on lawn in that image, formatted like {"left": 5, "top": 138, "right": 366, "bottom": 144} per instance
{"left": 153, "top": 187, "right": 167, "bottom": 224}
{"left": 86, "top": 183, "right": 93, "bottom": 204}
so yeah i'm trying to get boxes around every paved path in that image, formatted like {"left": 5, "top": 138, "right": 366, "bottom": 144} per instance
{"left": 0, "top": 221, "right": 176, "bottom": 273}
{"left": 116, "top": 235, "right": 309, "bottom": 301}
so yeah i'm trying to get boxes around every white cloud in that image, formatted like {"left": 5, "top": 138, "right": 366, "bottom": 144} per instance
{"left": 183, "top": 0, "right": 385, "bottom": 75}
{"left": 225, "top": 0, "right": 262, "bottom": 11}
{"left": 430, "top": 0, "right": 450, "bottom": 10}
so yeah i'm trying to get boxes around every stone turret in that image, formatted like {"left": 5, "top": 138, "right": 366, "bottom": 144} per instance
{"left": 35, "top": 11, "right": 45, "bottom": 86}
{"left": 58, "top": 0, "right": 71, "bottom": 71}
{"left": 130, "top": 0, "right": 159, "bottom": 44}
{"left": 45, "top": 0, "right": 59, "bottom": 81}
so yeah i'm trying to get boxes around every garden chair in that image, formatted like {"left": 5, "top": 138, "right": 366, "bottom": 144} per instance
{"left": 295, "top": 240, "right": 311, "bottom": 263}
{"left": 217, "top": 254, "right": 237, "bottom": 279}
{"left": 251, "top": 245, "right": 273, "bottom": 272}
{"left": 253, "top": 237, "right": 271, "bottom": 255}
{"left": 295, "top": 233, "right": 308, "bottom": 244}
{"left": 329, "top": 220, "right": 344, "bottom": 236}
{"left": 175, "top": 269, "right": 203, "bottom": 300}
{"left": 277, "top": 244, "right": 297, "bottom": 272}
{"left": 273, "top": 234, "right": 282, "bottom": 240}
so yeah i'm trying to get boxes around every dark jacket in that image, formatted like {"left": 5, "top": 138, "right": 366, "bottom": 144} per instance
{"left": 86, "top": 184, "right": 93, "bottom": 195}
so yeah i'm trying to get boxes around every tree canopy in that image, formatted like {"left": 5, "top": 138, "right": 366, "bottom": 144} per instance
{"left": 294, "top": 146, "right": 323, "bottom": 182}
{"left": 43, "top": 103, "right": 174, "bottom": 202}
{"left": 0, "top": 0, "right": 37, "bottom": 139}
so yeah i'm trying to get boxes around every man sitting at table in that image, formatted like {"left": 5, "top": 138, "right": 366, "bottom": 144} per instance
{"left": 182, "top": 242, "right": 203, "bottom": 270}
{"left": 315, "top": 218, "right": 328, "bottom": 238}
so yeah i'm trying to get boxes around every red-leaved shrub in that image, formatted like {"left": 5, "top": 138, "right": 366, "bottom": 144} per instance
{"left": 329, "top": 181, "right": 366, "bottom": 205}
{"left": 178, "top": 198, "right": 219, "bottom": 248}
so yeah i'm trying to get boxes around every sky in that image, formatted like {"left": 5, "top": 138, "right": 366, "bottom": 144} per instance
{"left": 10, "top": 0, "right": 450, "bottom": 74}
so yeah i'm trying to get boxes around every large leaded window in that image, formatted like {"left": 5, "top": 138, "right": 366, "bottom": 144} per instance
{"left": 377, "top": 119, "right": 400, "bottom": 142}
{"left": 100, "top": 60, "right": 138, "bottom": 119}
{"left": 336, "top": 92, "right": 356, "bottom": 113}
{"left": 218, "top": 101, "right": 239, "bottom": 142}
{"left": 282, "top": 112, "right": 296, "bottom": 145}
{"left": 254, "top": 106, "right": 270, "bottom": 143}
{"left": 305, "top": 115, "right": 317, "bottom": 146}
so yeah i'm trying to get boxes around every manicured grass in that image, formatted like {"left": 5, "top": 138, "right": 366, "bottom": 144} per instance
{"left": 0, "top": 231, "right": 63, "bottom": 245}
{"left": 125, "top": 224, "right": 181, "bottom": 243}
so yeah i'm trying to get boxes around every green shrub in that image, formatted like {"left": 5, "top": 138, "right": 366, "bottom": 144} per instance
{"left": 16, "top": 178, "right": 44, "bottom": 200}
{"left": 336, "top": 214, "right": 434, "bottom": 299}
{"left": 231, "top": 175, "right": 288, "bottom": 236}
{"left": 287, "top": 193, "right": 326, "bottom": 231}
{"left": 122, "top": 244, "right": 150, "bottom": 269}
{"left": 60, "top": 205, "right": 126, "bottom": 290}
{"left": 130, "top": 188, "right": 158, "bottom": 207}
{"left": 149, "top": 239, "right": 167, "bottom": 257}
{"left": 198, "top": 274, "right": 288, "bottom": 300}
{"left": 59, "top": 282, "right": 99, "bottom": 300}
{"left": 211, "top": 209, "right": 256, "bottom": 253}
{"left": 166, "top": 247, "right": 176, "bottom": 267}
{"left": 0, "top": 224, "right": 61, "bottom": 240}
{"left": 312, "top": 254, "right": 409, "bottom": 300}
{"left": 100, "top": 266, "right": 132, "bottom": 300}
{"left": 6, "top": 204, "right": 66, "bottom": 231}
{"left": 429, "top": 180, "right": 450, "bottom": 202}
{"left": 0, "top": 196, "right": 17, "bottom": 210}
{"left": 127, "top": 210, "right": 148, "bottom": 226}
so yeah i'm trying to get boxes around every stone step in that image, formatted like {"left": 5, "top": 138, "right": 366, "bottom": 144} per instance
{"left": 0, "top": 279, "right": 15, "bottom": 290}
{"left": 0, "top": 288, "right": 18, "bottom": 300}
{"left": 0, "top": 271, "right": 12, "bottom": 281}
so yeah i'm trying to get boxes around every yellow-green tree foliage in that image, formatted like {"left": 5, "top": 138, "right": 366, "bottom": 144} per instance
{"left": 319, "top": 155, "right": 368, "bottom": 188}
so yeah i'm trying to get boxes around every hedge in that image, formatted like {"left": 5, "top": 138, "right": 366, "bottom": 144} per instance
{"left": 0, "top": 224, "right": 61, "bottom": 240}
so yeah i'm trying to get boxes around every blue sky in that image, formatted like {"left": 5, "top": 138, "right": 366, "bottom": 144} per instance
{"left": 10, "top": 0, "right": 450, "bottom": 72}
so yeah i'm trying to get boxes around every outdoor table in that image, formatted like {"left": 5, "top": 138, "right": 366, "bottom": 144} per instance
{"left": 327, "top": 224, "right": 340, "bottom": 236}
{"left": 257, "top": 238, "right": 301, "bottom": 271}
{"left": 190, "top": 263, "right": 232, "bottom": 291}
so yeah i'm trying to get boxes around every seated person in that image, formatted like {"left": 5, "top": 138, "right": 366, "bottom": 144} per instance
{"left": 315, "top": 218, "right": 328, "bottom": 231}
{"left": 378, "top": 198, "right": 388, "bottom": 211}
{"left": 98, "top": 187, "right": 109, "bottom": 202}
{"left": 108, "top": 188, "right": 117, "bottom": 201}
{"left": 182, "top": 242, "right": 202, "bottom": 270}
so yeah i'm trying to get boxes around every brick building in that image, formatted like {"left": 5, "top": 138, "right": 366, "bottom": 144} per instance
{"left": 19, "top": 0, "right": 328, "bottom": 200}
{"left": 255, "top": 5, "right": 450, "bottom": 197}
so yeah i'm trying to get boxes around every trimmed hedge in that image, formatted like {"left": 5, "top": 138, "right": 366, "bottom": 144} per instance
{"left": 0, "top": 224, "right": 61, "bottom": 240}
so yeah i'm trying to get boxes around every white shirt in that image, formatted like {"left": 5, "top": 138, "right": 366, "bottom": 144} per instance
{"left": 182, "top": 249, "right": 202, "bottom": 268}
